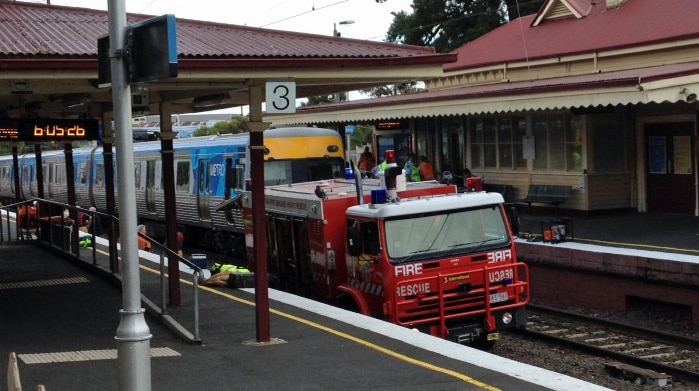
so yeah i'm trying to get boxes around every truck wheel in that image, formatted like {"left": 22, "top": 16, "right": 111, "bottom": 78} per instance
{"left": 472, "top": 336, "right": 496, "bottom": 351}
{"left": 337, "top": 294, "right": 359, "bottom": 313}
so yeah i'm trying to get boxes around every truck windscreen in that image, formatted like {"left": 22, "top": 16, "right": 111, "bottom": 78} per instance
{"left": 385, "top": 206, "right": 510, "bottom": 263}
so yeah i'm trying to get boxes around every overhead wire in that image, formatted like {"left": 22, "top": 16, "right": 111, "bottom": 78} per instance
{"left": 259, "top": 0, "right": 349, "bottom": 28}
{"left": 515, "top": 0, "right": 532, "bottom": 79}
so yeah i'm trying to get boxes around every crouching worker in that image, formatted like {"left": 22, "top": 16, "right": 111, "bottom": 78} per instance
{"left": 18, "top": 203, "right": 38, "bottom": 229}
{"left": 137, "top": 224, "right": 152, "bottom": 251}
{"left": 79, "top": 235, "right": 93, "bottom": 248}
{"left": 201, "top": 263, "right": 253, "bottom": 288}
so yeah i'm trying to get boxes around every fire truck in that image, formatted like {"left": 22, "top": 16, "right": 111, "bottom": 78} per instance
{"left": 240, "top": 152, "right": 529, "bottom": 346}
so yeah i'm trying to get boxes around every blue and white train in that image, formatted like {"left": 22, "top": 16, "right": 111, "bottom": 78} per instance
{"left": 0, "top": 126, "right": 346, "bottom": 254}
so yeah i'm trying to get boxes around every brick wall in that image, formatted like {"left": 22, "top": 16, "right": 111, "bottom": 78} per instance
{"left": 516, "top": 241, "right": 699, "bottom": 327}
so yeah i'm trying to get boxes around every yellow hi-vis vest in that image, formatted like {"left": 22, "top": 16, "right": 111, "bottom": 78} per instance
{"left": 211, "top": 262, "right": 251, "bottom": 274}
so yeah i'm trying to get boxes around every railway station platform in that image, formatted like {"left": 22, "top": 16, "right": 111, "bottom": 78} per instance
{"left": 0, "top": 242, "right": 610, "bottom": 391}
{"left": 517, "top": 211, "right": 699, "bottom": 328}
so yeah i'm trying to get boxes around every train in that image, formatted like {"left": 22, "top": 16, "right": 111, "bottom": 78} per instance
{"left": 0, "top": 126, "right": 346, "bottom": 255}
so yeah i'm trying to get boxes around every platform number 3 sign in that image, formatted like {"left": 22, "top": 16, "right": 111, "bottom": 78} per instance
{"left": 266, "top": 79, "right": 296, "bottom": 113}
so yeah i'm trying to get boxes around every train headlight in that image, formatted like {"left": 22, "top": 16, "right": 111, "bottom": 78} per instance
{"left": 502, "top": 312, "right": 513, "bottom": 325}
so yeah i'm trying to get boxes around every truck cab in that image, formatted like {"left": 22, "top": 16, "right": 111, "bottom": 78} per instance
{"left": 342, "top": 190, "right": 528, "bottom": 345}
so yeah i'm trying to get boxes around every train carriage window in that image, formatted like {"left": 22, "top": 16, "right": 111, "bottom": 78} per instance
{"left": 234, "top": 165, "right": 244, "bottom": 189}
{"left": 146, "top": 161, "right": 156, "bottom": 188}
{"left": 176, "top": 161, "right": 190, "bottom": 192}
{"left": 95, "top": 164, "right": 104, "bottom": 187}
{"left": 78, "top": 163, "right": 87, "bottom": 184}
{"left": 154, "top": 160, "right": 162, "bottom": 190}
{"left": 146, "top": 160, "right": 157, "bottom": 213}
{"left": 224, "top": 157, "right": 235, "bottom": 190}
{"left": 198, "top": 160, "right": 210, "bottom": 192}
{"left": 0, "top": 166, "right": 7, "bottom": 190}
{"left": 134, "top": 162, "right": 142, "bottom": 189}
{"left": 56, "top": 164, "right": 65, "bottom": 185}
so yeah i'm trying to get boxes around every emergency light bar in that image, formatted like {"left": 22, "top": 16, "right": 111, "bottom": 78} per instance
{"left": 384, "top": 150, "right": 396, "bottom": 164}
{"left": 465, "top": 177, "right": 483, "bottom": 192}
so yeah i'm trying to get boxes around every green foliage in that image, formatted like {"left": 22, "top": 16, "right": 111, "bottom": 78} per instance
{"left": 386, "top": 0, "right": 545, "bottom": 53}
{"left": 360, "top": 0, "right": 544, "bottom": 99}
{"left": 359, "top": 82, "right": 422, "bottom": 98}
{"left": 194, "top": 116, "right": 249, "bottom": 136}
{"left": 300, "top": 92, "right": 349, "bottom": 107}
{"left": 350, "top": 125, "right": 374, "bottom": 149}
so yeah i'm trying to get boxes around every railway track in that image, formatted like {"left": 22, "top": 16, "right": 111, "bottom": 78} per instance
{"left": 515, "top": 305, "right": 699, "bottom": 385}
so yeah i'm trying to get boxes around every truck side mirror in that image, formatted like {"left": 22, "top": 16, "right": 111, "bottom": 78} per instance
{"left": 347, "top": 225, "right": 363, "bottom": 256}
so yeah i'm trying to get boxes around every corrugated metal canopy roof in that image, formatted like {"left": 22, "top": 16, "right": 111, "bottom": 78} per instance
{"left": 0, "top": 1, "right": 440, "bottom": 59}
{"left": 266, "top": 62, "right": 699, "bottom": 124}
{"left": 0, "top": 1, "right": 455, "bottom": 118}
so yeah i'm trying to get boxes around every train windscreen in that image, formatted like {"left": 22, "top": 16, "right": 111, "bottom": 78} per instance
{"left": 264, "top": 157, "right": 345, "bottom": 186}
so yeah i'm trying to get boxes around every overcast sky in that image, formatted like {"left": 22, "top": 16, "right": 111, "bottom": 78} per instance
{"left": 49, "top": 0, "right": 414, "bottom": 41}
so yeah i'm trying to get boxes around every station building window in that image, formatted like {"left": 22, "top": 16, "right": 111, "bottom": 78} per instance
{"left": 468, "top": 113, "right": 583, "bottom": 172}
{"left": 469, "top": 116, "right": 527, "bottom": 170}
{"left": 532, "top": 113, "right": 583, "bottom": 172}
{"left": 470, "top": 117, "right": 496, "bottom": 169}
{"left": 497, "top": 117, "right": 527, "bottom": 170}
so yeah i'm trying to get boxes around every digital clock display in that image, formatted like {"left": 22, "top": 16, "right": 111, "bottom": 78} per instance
{"left": 0, "top": 119, "right": 100, "bottom": 142}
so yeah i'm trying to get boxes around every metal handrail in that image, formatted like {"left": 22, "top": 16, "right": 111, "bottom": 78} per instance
{"left": 2, "top": 198, "right": 203, "bottom": 343}
{"left": 147, "top": 234, "right": 203, "bottom": 343}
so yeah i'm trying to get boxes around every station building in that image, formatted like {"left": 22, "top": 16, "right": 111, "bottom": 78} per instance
{"left": 267, "top": 0, "right": 699, "bottom": 216}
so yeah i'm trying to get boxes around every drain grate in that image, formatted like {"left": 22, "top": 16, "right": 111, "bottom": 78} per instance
{"left": 0, "top": 276, "right": 89, "bottom": 290}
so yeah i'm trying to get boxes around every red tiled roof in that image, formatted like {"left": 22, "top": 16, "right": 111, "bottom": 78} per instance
{"left": 447, "top": 0, "right": 699, "bottom": 72}
{"left": 0, "top": 1, "right": 444, "bottom": 61}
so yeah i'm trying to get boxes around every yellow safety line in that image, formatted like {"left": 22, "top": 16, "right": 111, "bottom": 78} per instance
{"left": 129, "top": 260, "right": 501, "bottom": 390}
{"left": 196, "top": 282, "right": 501, "bottom": 390}
{"left": 574, "top": 237, "right": 699, "bottom": 254}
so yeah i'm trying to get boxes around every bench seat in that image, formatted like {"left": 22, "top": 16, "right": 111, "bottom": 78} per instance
{"left": 516, "top": 184, "right": 572, "bottom": 214}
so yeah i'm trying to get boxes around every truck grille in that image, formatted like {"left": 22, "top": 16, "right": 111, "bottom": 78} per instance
{"left": 394, "top": 263, "right": 528, "bottom": 327}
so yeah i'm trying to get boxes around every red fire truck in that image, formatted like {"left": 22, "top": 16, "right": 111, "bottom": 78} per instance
{"left": 240, "top": 154, "right": 529, "bottom": 346}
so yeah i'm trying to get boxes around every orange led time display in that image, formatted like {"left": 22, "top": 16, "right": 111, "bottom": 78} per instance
{"left": 0, "top": 119, "right": 100, "bottom": 142}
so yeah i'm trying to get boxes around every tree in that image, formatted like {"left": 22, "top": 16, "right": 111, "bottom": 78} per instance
{"left": 300, "top": 92, "right": 349, "bottom": 107}
{"left": 358, "top": 0, "right": 544, "bottom": 99}
{"left": 359, "top": 82, "right": 422, "bottom": 98}
{"left": 387, "top": 0, "right": 544, "bottom": 54}
{"left": 194, "top": 116, "right": 249, "bottom": 136}
{"left": 350, "top": 124, "right": 374, "bottom": 150}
